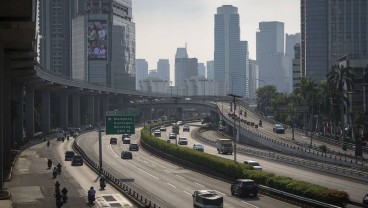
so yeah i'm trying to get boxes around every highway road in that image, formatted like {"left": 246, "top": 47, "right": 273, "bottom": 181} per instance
{"left": 164, "top": 123, "right": 367, "bottom": 205}
{"left": 77, "top": 128, "right": 299, "bottom": 208}
{"left": 217, "top": 102, "right": 367, "bottom": 163}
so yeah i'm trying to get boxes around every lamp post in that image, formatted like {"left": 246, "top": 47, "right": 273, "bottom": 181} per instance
{"left": 227, "top": 93, "right": 243, "bottom": 163}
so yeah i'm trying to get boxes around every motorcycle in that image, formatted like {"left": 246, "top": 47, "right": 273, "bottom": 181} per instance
{"left": 100, "top": 181, "right": 106, "bottom": 190}
{"left": 52, "top": 169, "right": 58, "bottom": 178}
{"left": 62, "top": 193, "right": 68, "bottom": 203}
{"left": 259, "top": 120, "right": 263, "bottom": 127}
{"left": 88, "top": 194, "right": 95, "bottom": 204}
{"left": 47, "top": 159, "right": 52, "bottom": 169}
{"left": 56, "top": 163, "right": 62, "bottom": 175}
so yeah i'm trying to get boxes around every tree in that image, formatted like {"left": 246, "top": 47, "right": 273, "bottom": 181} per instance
{"left": 256, "top": 85, "right": 278, "bottom": 116}
{"left": 326, "top": 65, "right": 355, "bottom": 141}
{"left": 294, "top": 77, "right": 317, "bottom": 131}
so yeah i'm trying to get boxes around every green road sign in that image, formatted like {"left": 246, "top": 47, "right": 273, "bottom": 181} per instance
{"left": 105, "top": 111, "right": 135, "bottom": 135}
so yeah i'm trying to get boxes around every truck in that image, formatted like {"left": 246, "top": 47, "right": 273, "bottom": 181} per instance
{"left": 216, "top": 139, "right": 233, "bottom": 154}
{"left": 192, "top": 190, "right": 223, "bottom": 208}
{"left": 172, "top": 124, "right": 179, "bottom": 134}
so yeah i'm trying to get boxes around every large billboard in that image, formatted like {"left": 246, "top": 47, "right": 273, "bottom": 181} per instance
{"left": 88, "top": 20, "right": 107, "bottom": 59}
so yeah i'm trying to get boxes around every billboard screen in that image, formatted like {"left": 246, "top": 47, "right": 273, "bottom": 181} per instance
{"left": 88, "top": 20, "right": 107, "bottom": 59}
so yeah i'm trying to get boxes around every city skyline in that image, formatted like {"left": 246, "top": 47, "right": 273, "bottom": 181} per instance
{"left": 133, "top": 0, "right": 300, "bottom": 71}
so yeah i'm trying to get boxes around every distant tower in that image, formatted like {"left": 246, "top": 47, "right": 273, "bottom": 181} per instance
{"left": 175, "top": 47, "right": 188, "bottom": 59}
{"left": 157, "top": 59, "right": 170, "bottom": 81}
{"left": 136, "top": 59, "right": 148, "bottom": 90}
{"left": 214, "top": 5, "right": 246, "bottom": 97}
{"left": 197, "top": 63, "right": 206, "bottom": 77}
{"left": 206, "top": 60, "right": 214, "bottom": 80}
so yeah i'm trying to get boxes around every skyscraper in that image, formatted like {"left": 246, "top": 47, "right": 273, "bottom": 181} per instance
{"left": 301, "top": 0, "right": 368, "bottom": 82}
{"left": 175, "top": 47, "right": 188, "bottom": 59}
{"left": 256, "top": 21, "right": 290, "bottom": 93}
{"left": 214, "top": 5, "right": 246, "bottom": 97}
{"left": 39, "top": 1, "right": 73, "bottom": 76}
{"left": 198, "top": 63, "right": 206, "bottom": 77}
{"left": 157, "top": 59, "right": 170, "bottom": 82}
{"left": 285, "top": 33, "right": 301, "bottom": 92}
{"left": 248, "top": 59, "right": 259, "bottom": 100}
{"left": 206, "top": 60, "right": 214, "bottom": 80}
{"left": 136, "top": 59, "right": 148, "bottom": 90}
{"left": 175, "top": 58, "right": 198, "bottom": 89}
{"left": 71, "top": 0, "right": 136, "bottom": 89}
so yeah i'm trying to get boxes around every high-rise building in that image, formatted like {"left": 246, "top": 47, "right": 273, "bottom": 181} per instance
{"left": 292, "top": 43, "right": 301, "bottom": 90}
{"left": 71, "top": 0, "right": 135, "bottom": 89}
{"left": 175, "top": 47, "right": 188, "bottom": 59}
{"left": 175, "top": 58, "right": 198, "bottom": 88}
{"left": 157, "top": 59, "right": 170, "bottom": 81}
{"left": 198, "top": 63, "right": 206, "bottom": 77}
{"left": 256, "top": 21, "right": 290, "bottom": 93}
{"left": 248, "top": 59, "right": 259, "bottom": 100}
{"left": 240, "top": 41, "right": 249, "bottom": 98}
{"left": 135, "top": 59, "right": 148, "bottom": 90}
{"left": 301, "top": 0, "right": 368, "bottom": 82}
{"left": 214, "top": 5, "right": 246, "bottom": 97}
{"left": 206, "top": 60, "right": 214, "bottom": 80}
{"left": 285, "top": 33, "right": 301, "bottom": 92}
{"left": 39, "top": 1, "right": 73, "bottom": 76}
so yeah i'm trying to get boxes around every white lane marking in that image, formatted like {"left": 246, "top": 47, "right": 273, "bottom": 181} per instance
{"left": 109, "top": 145, "right": 159, "bottom": 179}
{"left": 183, "top": 191, "right": 192, "bottom": 196}
{"left": 164, "top": 169, "right": 170, "bottom": 173}
{"left": 109, "top": 145, "right": 120, "bottom": 157}
{"left": 167, "top": 183, "right": 176, "bottom": 188}
{"left": 175, "top": 175, "right": 185, "bottom": 179}
{"left": 144, "top": 160, "right": 149, "bottom": 164}
{"left": 151, "top": 164, "right": 157, "bottom": 167}
{"left": 241, "top": 201, "right": 259, "bottom": 208}
{"left": 215, "top": 190, "right": 226, "bottom": 195}
{"left": 194, "top": 182, "right": 205, "bottom": 187}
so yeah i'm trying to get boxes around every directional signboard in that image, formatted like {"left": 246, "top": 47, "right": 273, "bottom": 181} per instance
{"left": 105, "top": 111, "right": 135, "bottom": 135}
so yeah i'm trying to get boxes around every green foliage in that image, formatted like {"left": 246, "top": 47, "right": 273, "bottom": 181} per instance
{"left": 319, "top": 144, "right": 327, "bottom": 153}
{"left": 141, "top": 128, "right": 349, "bottom": 206}
{"left": 256, "top": 85, "right": 278, "bottom": 115}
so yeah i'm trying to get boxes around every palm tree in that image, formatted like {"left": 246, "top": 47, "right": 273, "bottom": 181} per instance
{"left": 326, "top": 65, "right": 355, "bottom": 141}
{"left": 294, "top": 77, "right": 317, "bottom": 131}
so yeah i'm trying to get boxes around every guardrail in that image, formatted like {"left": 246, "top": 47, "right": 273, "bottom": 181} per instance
{"left": 193, "top": 128, "right": 368, "bottom": 182}
{"left": 72, "top": 133, "right": 162, "bottom": 208}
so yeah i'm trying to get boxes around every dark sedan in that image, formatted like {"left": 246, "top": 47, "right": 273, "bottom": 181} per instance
{"left": 273, "top": 124, "right": 285, "bottom": 134}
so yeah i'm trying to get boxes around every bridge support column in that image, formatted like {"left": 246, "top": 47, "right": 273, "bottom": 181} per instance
{"left": 41, "top": 91, "right": 50, "bottom": 134}
{"left": 94, "top": 95, "right": 100, "bottom": 124}
{"left": 101, "top": 95, "right": 109, "bottom": 121}
{"left": 25, "top": 86, "right": 34, "bottom": 139}
{"left": 14, "top": 84, "right": 24, "bottom": 143}
{"left": 72, "top": 94, "right": 80, "bottom": 127}
{"left": 60, "top": 91, "right": 68, "bottom": 129}
{"left": 87, "top": 95, "right": 95, "bottom": 125}
{"left": 0, "top": 43, "right": 4, "bottom": 191}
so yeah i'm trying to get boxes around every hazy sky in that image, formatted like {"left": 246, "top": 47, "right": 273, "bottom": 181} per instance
{"left": 133, "top": 0, "right": 300, "bottom": 74}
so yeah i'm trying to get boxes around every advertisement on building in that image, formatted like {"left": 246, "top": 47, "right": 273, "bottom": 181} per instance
{"left": 88, "top": 20, "right": 107, "bottom": 59}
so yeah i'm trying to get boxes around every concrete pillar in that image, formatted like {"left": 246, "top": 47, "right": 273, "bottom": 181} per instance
{"left": 3, "top": 55, "right": 11, "bottom": 171}
{"left": 25, "top": 86, "right": 34, "bottom": 139}
{"left": 41, "top": 91, "right": 50, "bottom": 134}
{"left": 72, "top": 94, "right": 80, "bottom": 127}
{"left": 0, "top": 42, "right": 4, "bottom": 191}
{"left": 60, "top": 91, "right": 68, "bottom": 129}
{"left": 14, "top": 84, "right": 24, "bottom": 143}
{"left": 87, "top": 95, "right": 95, "bottom": 125}
{"left": 94, "top": 95, "right": 100, "bottom": 124}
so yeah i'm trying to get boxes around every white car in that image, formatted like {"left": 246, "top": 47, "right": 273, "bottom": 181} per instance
{"left": 244, "top": 160, "right": 262, "bottom": 171}
{"left": 193, "top": 144, "right": 204, "bottom": 152}
{"left": 178, "top": 137, "right": 188, "bottom": 145}
{"left": 177, "top": 121, "right": 183, "bottom": 125}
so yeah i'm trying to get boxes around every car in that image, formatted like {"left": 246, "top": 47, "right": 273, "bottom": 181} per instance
{"left": 230, "top": 179, "right": 258, "bottom": 197}
{"left": 129, "top": 143, "right": 139, "bottom": 151}
{"left": 110, "top": 137, "right": 117, "bottom": 144}
{"left": 71, "top": 155, "right": 83, "bottom": 166}
{"left": 185, "top": 97, "right": 192, "bottom": 101}
{"left": 192, "top": 190, "right": 223, "bottom": 208}
{"left": 177, "top": 121, "right": 183, "bottom": 126}
{"left": 154, "top": 130, "right": 161, "bottom": 137}
{"left": 169, "top": 133, "right": 177, "bottom": 139}
{"left": 121, "top": 151, "right": 132, "bottom": 159}
{"left": 160, "top": 126, "right": 166, "bottom": 132}
{"left": 122, "top": 134, "right": 130, "bottom": 138}
{"left": 193, "top": 144, "right": 204, "bottom": 152}
{"left": 244, "top": 160, "right": 262, "bottom": 171}
{"left": 64, "top": 151, "right": 75, "bottom": 161}
{"left": 56, "top": 132, "right": 65, "bottom": 141}
{"left": 123, "top": 137, "right": 131, "bottom": 144}
{"left": 273, "top": 124, "right": 285, "bottom": 134}
{"left": 183, "top": 125, "right": 190, "bottom": 132}
{"left": 178, "top": 137, "right": 188, "bottom": 145}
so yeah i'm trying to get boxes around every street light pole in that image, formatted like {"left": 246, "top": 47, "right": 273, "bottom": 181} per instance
{"left": 227, "top": 93, "right": 243, "bottom": 163}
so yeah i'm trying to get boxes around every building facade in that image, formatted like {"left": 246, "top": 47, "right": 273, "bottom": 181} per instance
{"left": 206, "top": 60, "right": 214, "bottom": 80}
{"left": 256, "top": 21, "right": 290, "bottom": 93}
{"left": 157, "top": 59, "right": 170, "bottom": 82}
{"left": 39, "top": 0, "right": 73, "bottom": 76}
{"left": 198, "top": 63, "right": 206, "bottom": 77}
{"left": 301, "top": 0, "right": 368, "bottom": 83}
{"left": 71, "top": 0, "right": 136, "bottom": 89}
{"left": 292, "top": 43, "right": 301, "bottom": 89}
{"left": 183, "top": 76, "right": 215, "bottom": 96}
{"left": 135, "top": 58, "right": 148, "bottom": 90}
{"left": 139, "top": 77, "right": 169, "bottom": 94}
{"left": 248, "top": 59, "right": 259, "bottom": 100}
{"left": 286, "top": 33, "right": 301, "bottom": 92}
{"left": 214, "top": 5, "right": 246, "bottom": 97}
{"left": 175, "top": 57, "right": 198, "bottom": 89}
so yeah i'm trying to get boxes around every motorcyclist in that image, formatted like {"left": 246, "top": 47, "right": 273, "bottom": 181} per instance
{"left": 88, "top": 187, "right": 96, "bottom": 204}
{"left": 54, "top": 192, "right": 63, "bottom": 208}
{"left": 47, "top": 159, "right": 52, "bottom": 169}
{"left": 56, "top": 163, "right": 62, "bottom": 175}
{"left": 259, "top": 119, "right": 262, "bottom": 127}
{"left": 47, "top": 140, "right": 50, "bottom": 147}
{"left": 61, "top": 187, "right": 68, "bottom": 203}
{"left": 55, "top": 181, "right": 61, "bottom": 193}
{"left": 99, "top": 177, "right": 106, "bottom": 190}
{"left": 52, "top": 167, "right": 58, "bottom": 178}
